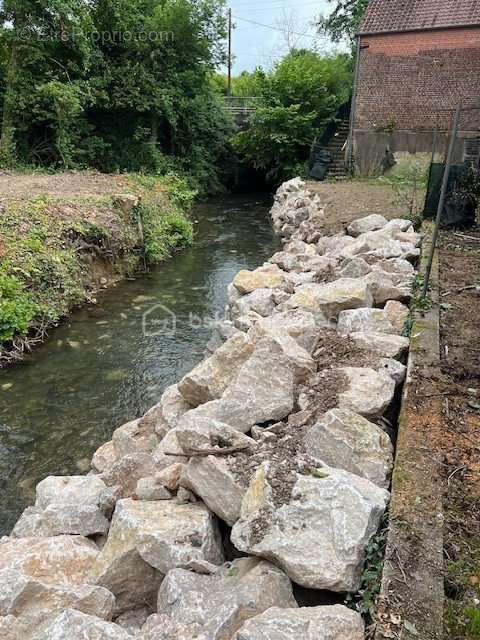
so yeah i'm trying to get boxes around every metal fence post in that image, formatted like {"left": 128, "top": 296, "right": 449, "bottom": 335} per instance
{"left": 422, "top": 104, "right": 463, "bottom": 299}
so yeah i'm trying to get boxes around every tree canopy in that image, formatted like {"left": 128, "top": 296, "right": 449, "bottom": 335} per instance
{"left": 318, "top": 0, "right": 369, "bottom": 44}
{"left": 0, "top": 0, "right": 233, "bottom": 192}
{"left": 232, "top": 50, "right": 352, "bottom": 182}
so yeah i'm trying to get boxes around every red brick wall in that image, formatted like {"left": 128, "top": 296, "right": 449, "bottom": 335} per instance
{"left": 355, "top": 27, "right": 480, "bottom": 131}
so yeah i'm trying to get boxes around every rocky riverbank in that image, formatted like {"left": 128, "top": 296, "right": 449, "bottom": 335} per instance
{"left": 0, "top": 178, "right": 421, "bottom": 639}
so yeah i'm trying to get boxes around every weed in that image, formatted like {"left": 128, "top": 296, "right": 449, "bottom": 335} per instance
{"left": 345, "top": 514, "right": 389, "bottom": 619}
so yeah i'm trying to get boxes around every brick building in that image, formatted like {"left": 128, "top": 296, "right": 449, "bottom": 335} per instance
{"left": 351, "top": 0, "right": 480, "bottom": 174}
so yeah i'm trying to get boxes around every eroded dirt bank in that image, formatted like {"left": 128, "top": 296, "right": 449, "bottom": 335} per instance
{"left": 0, "top": 172, "right": 193, "bottom": 365}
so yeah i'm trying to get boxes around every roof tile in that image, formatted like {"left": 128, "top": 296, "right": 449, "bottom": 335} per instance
{"left": 360, "top": 0, "right": 480, "bottom": 34}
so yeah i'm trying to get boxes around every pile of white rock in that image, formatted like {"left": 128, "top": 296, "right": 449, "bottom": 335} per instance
{"left": 0, "top": 178, "right": 421, "bottom": 640}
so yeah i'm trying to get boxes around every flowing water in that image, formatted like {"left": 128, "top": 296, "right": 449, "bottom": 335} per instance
{"left": 0, "top": 193, "right": 279, "bottom": 534}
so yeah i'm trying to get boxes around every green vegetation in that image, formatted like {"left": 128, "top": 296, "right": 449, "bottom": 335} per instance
{"left": 230, "top": 50, "right": 352, "bottom": 183}
{"left": 345, "top": 515, "right": 388, "bottom": 618}
{"left": 0, "top": 0, "right": 233, "bottom": 195}
{"left": 0, "top": 175, "right": 193, "bottom": 363}
{"left": 318, "top": 0, "right": 369, "bottom": 45}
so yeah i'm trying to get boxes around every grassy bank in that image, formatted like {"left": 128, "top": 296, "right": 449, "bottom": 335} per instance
{"left": 0, "top": 172, "right": 194, "bottom": 365}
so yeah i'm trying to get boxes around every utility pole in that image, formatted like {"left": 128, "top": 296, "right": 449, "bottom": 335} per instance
{"left": 227, "top": 8, "right": 232, "bottom": 97}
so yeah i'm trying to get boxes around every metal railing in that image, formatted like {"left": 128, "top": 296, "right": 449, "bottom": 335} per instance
{"left": 223, "top": 96, "right": 262, "bottom": 116}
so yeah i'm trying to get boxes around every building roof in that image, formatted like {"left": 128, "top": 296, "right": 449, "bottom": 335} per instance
{"left": 359, "top": 0, "right": 480, "bottom": 35}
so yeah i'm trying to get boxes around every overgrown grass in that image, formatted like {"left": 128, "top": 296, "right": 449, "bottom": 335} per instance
{"left": 0, "top": 173, "right": 194, "bottom": 363}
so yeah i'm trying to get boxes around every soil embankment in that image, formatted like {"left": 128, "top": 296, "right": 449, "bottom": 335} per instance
{"left": 0, "top": 172, "right": 194, "bottom": 365}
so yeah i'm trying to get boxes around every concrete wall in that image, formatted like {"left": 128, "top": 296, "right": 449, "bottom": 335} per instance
{"left": 353, "top": 129, "right": 479, "bottom": 177}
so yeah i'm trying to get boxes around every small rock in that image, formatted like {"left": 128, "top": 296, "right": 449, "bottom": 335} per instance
{"left": 156, "top": 463, "right": 185, "bottom": 491}
{"left": 112, "top": 419, "right": 159, "bottom": 458}
{"left": 135, "top": 477, "right": 172, "bottom": 501}
{"left": 347, "top": 214, "right": 388, "bottom": 237}
{"left": 144, "top": 558, "right": 297, "bottom": 640}
{"left": 92, "top": 441, "right": 117, "bottom": 474}
{"left": 12, "top": 504, "right": 110, "bottom": 538}
{"left": 0, "top": 536, "right": 99, "bottom": 587}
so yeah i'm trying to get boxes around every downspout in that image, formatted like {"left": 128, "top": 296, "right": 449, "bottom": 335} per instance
{"left": 347, "top": 35, "right": 362, "bottom": 175}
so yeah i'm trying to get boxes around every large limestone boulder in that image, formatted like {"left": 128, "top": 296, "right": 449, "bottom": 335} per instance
{"left": 347, "top": 214, "right": 388, "bottom": 237}
{"left": 178, "top": 333, "right": 254, "bottom": 407}
{"left": 0, "top": 567, "right": 114, "bottom": 628}
{"left": 349, "top": 332, "right": 409, "bottom": 359}
{"left": 139, "top": 384, "right": 192, "bottom": 439}
{"left": 339, "top": 257, "right": 371, "bottom": 279}
{"left": 248, "top": 309, "right": 319, "bottom": 352}
{"left": 230, "top": 288, "right": 276, "bottom": 320}
{"left": 338, "top": 367, "right": 396, "bottom": 418}
{"left": 235, "top": 605, "right": 365, "bottom": 640}
{"left": 362, "top": 271, "right": 412, "bottom": 305}
{"left": 91, "top": 499, "right": 223, "bottom": 612}
{"left": 374, "top": 257, "right": 415, "bottom": 284}
{"left": 112, "top": 419, "right": 158, "bottom": 458}
{"left": 0, "top": 536, "right": 98, "bottom": 586}
{"left": 143, "top": 558, "right": 296, "bottom": 640}
{"left": 174, "top": 415, "right": 256, "bottom": 457}
{"left": 182, "top": 455, "right": 246, "bottom": 526}
{"left": 30, "top": 609, "right": 131, "bottom": 640}
{"left": 286, "top": 278, "right": 373, "bottom": 321}
{"left": 231, "top": 463, "right": 389, "bottom": 592}
{"left": 35, "top": 475, "right": 113, "bottom": 514}
{"left": 216, "top": 338, "right": 296, "bottom": 433}
{"left": 337, "top": 308, "right": 397, "bottom": 336}
{"left": 233, "top": 265, "right": 287, "bottom": 295}
{"left": 304, "top": 408, "right": 393, "bottom": 488}
{"left": 12, "top": 504, "right": 109, "bottom": 538}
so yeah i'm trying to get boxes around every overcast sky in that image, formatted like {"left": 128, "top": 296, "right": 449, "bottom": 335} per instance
{"left": 226, "top": 0, "right": 342, "bottom": 74}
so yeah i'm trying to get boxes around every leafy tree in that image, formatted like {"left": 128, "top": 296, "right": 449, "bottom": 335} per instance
{"left": 0, "top": 0, "right": 233, "bottom": 192}
{"left": 233, "top": 50, "right": 352, "bottom": 182}
{"left": 318, "top": 0, "right": 369, "bottom": 44}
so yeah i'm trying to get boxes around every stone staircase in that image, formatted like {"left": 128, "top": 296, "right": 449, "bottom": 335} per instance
{"left": 326, "top": 119, "right": 350, "bottom": 179}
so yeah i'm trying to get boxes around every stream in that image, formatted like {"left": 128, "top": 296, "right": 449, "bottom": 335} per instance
{"left": 0, "top": 193, "right": 279, "bottom": 535}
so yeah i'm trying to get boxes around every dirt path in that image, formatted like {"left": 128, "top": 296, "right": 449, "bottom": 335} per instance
{"left": 307, "top": 179, "right": 425, "bottom": 234}
{"left": 439, "top": 227, "right": 480, "bottom": 638}
{"left": 0, "top": 171, "right": 130, "bottom": 199}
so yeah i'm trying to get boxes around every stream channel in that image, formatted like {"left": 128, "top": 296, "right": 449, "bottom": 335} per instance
{"left": 0, "top": 193, "right": 279, "bottom": 534}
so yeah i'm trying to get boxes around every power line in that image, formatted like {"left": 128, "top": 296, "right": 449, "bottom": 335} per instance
{"left": 233, "top": 15, "right": 320, "bottom": 40}
{"left": 234, "top": 1, "right": 322, "bottom": 11}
